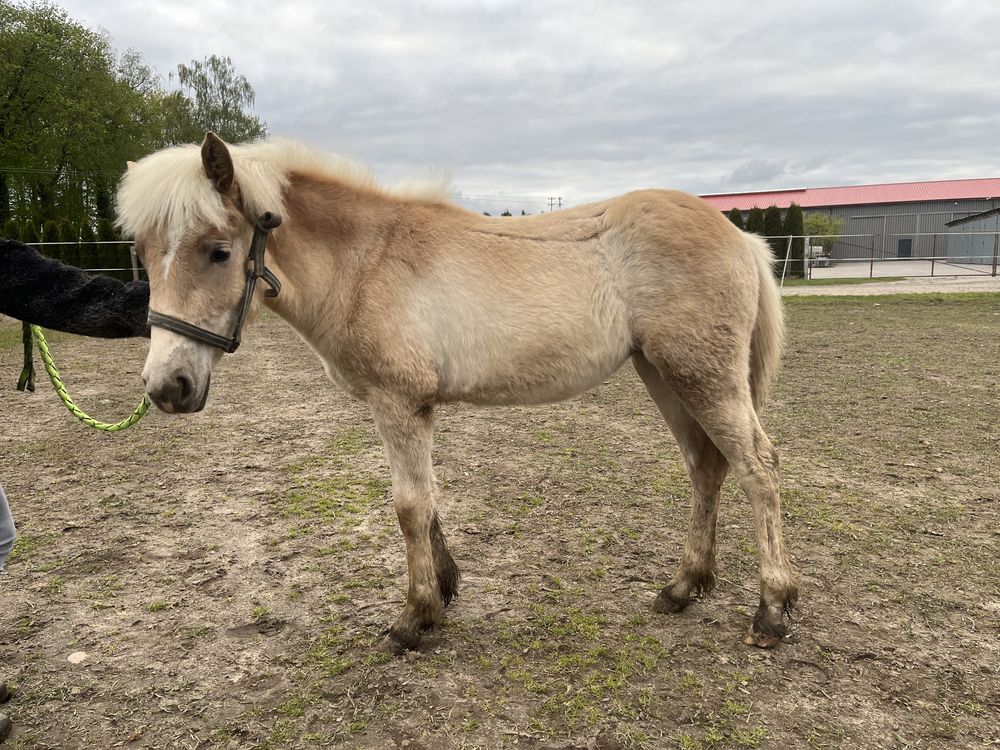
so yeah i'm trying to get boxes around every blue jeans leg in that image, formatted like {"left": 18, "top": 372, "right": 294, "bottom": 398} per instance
{"left": 0, "top": 483, "right": 15, "bottom": 572}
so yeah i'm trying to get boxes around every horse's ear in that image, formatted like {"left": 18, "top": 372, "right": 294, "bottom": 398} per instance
{"left": 201, "top": 132, "right": 235, "bottom": 193}
{"left": 126, "top": 160, "right": 137, "bottom": 171}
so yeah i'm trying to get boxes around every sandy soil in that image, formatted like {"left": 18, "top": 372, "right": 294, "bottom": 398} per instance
{"left": 1, "top": 294, "right": 998, "bottom": 749}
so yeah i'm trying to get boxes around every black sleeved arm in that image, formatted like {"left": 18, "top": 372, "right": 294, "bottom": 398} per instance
{"left": 0, "top": 239, "right": 150, "bottom": 338}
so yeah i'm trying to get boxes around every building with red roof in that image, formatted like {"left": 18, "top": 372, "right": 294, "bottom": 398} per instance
{"left": 701, "top": 178, "right": 1000, "bottom": 261}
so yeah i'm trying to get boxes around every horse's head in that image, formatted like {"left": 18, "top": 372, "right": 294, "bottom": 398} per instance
{"left": 119, "top": 133, "right": 265, "bottom": 413}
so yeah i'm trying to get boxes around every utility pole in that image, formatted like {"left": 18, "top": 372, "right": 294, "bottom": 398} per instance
{"left": 547, "top": 197, "right": 563, "bottom": 211}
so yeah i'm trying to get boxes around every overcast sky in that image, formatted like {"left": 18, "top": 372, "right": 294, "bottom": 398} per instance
{"left": 55, "top": 0, "right": 1000, "bottom": 214}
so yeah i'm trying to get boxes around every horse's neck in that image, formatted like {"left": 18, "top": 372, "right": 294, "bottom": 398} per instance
{"left": 263, "top": 176, "right": 397, "bottom": 340}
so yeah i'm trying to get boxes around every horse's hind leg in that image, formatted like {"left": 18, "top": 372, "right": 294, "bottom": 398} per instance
{"left": 633, "top": 353, "right": 728, "bottom": 613}
{"left": 369, "top": 396, "right": 460, "bottom": 653}
{"left": 638, "top": 350, "right": 798, "bottom": 647}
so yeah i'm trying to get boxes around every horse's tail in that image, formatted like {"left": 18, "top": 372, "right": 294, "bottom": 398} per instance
{"left": 746, "top": 233, "right": 785, "bottom": 412}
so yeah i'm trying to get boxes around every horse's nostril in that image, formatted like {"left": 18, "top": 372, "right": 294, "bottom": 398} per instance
{"left": 176, "top": 375, "right": 193, "bottom": 402}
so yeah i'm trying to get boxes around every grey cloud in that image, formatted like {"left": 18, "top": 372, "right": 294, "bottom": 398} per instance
{"left": 60, "top": 0, "right": 1000, "bottom": 209}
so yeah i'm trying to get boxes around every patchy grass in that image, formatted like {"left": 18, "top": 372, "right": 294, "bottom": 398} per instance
{"left": 2, "top": 297, "right": 999, "bottom": 749}
{"left": 781, "top": 275, "right": 906, "bottom": 286}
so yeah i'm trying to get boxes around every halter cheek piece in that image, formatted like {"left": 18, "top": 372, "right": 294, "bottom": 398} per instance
{"left": 147, "top": 212, "right": 282, "bottom": 354}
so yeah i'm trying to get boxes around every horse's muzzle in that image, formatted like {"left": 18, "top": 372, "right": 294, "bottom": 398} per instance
{"left": 144, "top": 371, "right": 211, "bottom": 414}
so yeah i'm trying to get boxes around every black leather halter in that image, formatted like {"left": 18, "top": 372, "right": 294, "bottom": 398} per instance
{"left": 147, "top": 212, "right": 282, "bottom": 354}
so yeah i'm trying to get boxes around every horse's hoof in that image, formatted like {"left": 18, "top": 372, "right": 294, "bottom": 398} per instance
{"left": 745, "top": 598, "right": 790, "bottom": 648}
{"left": 744, "top": 623, "right": 784, "bottom": 648}
{"left": 652, "top": 588, "right": 689, "bottom": 614}
{"left": 376, "top": 627, "right": 420, "bottom": 655}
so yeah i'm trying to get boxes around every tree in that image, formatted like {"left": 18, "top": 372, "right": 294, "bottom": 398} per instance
{"left": 500, "top": 209, "right": 512, "bottom": 217}
{"left": 58, "top": 218, "right": 80, "bottom": 266}
{"left": 763, "top": 205, "right": 786, "bottom": 269}
{"left": 56, "top": 219, "right": 80, "bottom": 266}
{"left": 783, "top": 203, "right": 805, "bottom": 278}
{"left": 746, "top": 206, "right": 765, "bottom": 236}
{"left": 165, "top": 55, "right": 267, "bottom": 144}
{"left": 803, "top": 212, "right": 842, "bottom": 255}
{"left": 95, "top": 183, "right": 116, "bottom": 224}
{"left": 0, "top": 2, "right": 268, "bottom": 230}
{"left": 2, "top": 218, "right": 19, "bottom": 241}
{"left": 726, "top": 208, "right": 745, "bottom": 229}
{"left": 0, "top": 2, "right": 152, "bottom": 224}
{"left": 0, "top": 173, "right": 9, "bottom": 224}
{"left": 41, "top": 219, "right": 59, "bottom": 258}
{"left": 79, "top": 220, "right": 98, "bottom": 270}
{"left": 22, "top": 220, "right": 39, "bottom": 246}
{"left": 97, "top": 217, "right": 120, "bottom": 277}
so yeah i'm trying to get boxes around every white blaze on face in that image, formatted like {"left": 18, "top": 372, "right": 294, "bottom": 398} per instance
{"left": 162, "top": 233, "right": 181, "bottom": 284}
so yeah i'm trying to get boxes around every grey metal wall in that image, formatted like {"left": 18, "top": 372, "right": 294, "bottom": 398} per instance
{"left": 945, "top": 210, "right": 1000, "bottom": 264}
{"left": 807, "top": 199, "right": 998, "bottom": 260}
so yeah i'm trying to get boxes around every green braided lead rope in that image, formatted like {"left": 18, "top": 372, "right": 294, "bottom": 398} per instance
{"left": 29, "top": 324, "right": 151, "bottom": 432}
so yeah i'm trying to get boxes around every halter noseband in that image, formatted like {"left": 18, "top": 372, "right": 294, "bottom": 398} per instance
{"left": 147, "top": 212, "right": 282, "bottom": 354}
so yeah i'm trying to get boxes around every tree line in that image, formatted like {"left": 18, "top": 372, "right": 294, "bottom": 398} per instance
{"left": 0, "top": 1, "right": 267, "bottom": 275}
{"left": 725, "top": 205, "right": 842, "bottom": 278}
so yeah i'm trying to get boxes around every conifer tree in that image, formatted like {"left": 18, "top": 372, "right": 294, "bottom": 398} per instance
{"left": 58, "top": 218, "right": 80, "bottom": 266}
{"left": 22, "top": 222, "right": 40, "bottom": 246}
{"left": 763, "top": 205, "right": 786, "bottom": 271}
{"left": 41, "top": 220, "right": 60, "bottom": 259}
{"left": 97, "top": 218, "right": 120, "bottom": 277}
{"left": 783, "top": 203, "right": 805, "bottom": 278}
{"left": 79, "top": 221, "right": 99, "bottom": 270}
{"left": 2, "top": 219, "right": 19, "bottom": 241}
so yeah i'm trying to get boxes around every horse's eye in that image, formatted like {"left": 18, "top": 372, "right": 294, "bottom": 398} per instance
{"left": 210, "top": 246, "right": 231, "bottom": 263}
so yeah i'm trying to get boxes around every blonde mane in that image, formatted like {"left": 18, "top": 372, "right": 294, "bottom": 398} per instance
{"left": 115, "top": 138, "right": 452, "bottom": 240}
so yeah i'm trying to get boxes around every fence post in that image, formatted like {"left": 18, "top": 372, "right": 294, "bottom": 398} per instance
{"left": 129, "top": 244, "right": 140, "bottom": 282}
{"left": 780, "top": 236, "right": 793, "bottom": 288}
{"left": 869, "top": 234, "right": 875, "bottom": 278}
{"left": 992, "top": 233, "right": 998, "bottom": 277}
{"left": 805, "top": 235, "right": 812, "bottom": 280}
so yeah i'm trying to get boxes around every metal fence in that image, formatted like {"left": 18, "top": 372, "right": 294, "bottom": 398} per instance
{"left": 26, "top": 234, "right": 1000, "bottom": 284}
{"left": 764, "top": 233, "right": 1000, "bottom": 282}
{"left": 28, "top": 241, "right": 146, "bottom": 281}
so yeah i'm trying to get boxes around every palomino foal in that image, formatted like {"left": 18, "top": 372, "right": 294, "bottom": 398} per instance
{"left": 118, "top": 133, "right": 798, "bottom": 651}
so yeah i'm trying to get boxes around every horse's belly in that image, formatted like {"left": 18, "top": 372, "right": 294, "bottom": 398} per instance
{"left": 409, "top": 253, "right": 632, "bottom": 406}
{"left": 435, "top": 317, "right": 632, "bottom": 406}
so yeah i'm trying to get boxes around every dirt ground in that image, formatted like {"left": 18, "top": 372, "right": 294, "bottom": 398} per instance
{"left": 1, "top": 293, "right": 998, "bottom": 750}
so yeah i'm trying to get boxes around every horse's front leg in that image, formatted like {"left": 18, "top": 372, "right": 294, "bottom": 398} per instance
{"left": 370, "top": 397, "right": 460, "bottom": 653}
